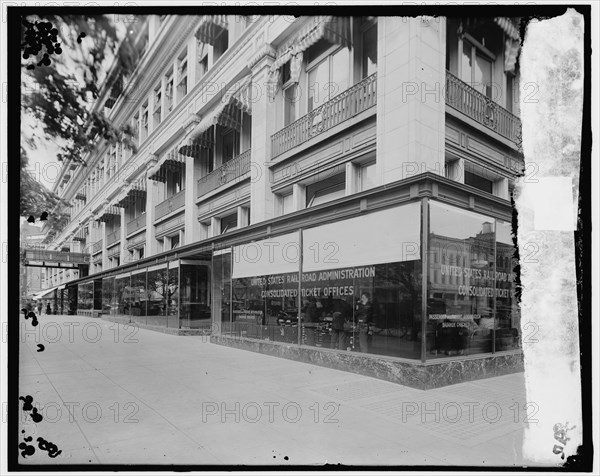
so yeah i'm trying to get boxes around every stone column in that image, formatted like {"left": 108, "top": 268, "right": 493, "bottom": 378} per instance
{"left": 292, "top": 183, "right": 306, "bottom": 212}
{"left": 237, "top": 205, "right": 249, "bottom": 228}
{"left": 210, "top": 217, "right": 220, "bottom": 238}
{"left": 101, "top": 221, "right": 109, "bottom": 269}
{"left": 376, "top": 16, "right": 446, "bottom": 184}
{"left": 119, "top": 207, "right": 127, "bottom": 265}
{"left": 248, "top": 46, "right": 277, "bottom": 224}
{"left": 345, "top": 162, "right": 359, "bottom": 195}
{"left": 182, "top": 115, "right": 202, "bottom": 246}
{"left": 146, "top": 163, "right": 158, "bottom": 257}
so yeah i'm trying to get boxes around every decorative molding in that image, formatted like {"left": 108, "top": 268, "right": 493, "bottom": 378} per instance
{"left": 247, "top": 43, "right": 276, "bottom": 70}
{"left": 182, "top": 112, "right": 201, "bottom": 135}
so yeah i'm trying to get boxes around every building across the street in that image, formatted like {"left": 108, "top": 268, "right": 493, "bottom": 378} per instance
{"left": 30, "top": 14, "right": 524, "bottom": 388}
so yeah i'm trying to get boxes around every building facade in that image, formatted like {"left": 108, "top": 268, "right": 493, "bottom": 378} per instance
{"left": 38, "top": 15, "right": 524, "bottom": 387}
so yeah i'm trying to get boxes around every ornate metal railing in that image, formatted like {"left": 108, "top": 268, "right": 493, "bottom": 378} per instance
{"left": 271, "top": 73, "right": 377, "bottom": 159}
{"left": 106, "top": 228, "right": 121, "bottom": 246}
{"left": 445, "top": 71, "right": 522, "bottom": 144}
{"left": 155, "top": 189, "right": 186, "bottom": 220}
{"left": 197, "top": 149, "right": 251, "bottom": 199}
{"left": 91, "top": 239, "right": 103, "bottom": 255}
{"left": 126, "top": 213, "right": 146, "bottom": 235}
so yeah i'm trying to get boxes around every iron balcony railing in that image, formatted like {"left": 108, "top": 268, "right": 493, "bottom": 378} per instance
{"left": 127, "top": 213, "right": 146, "bottom": 235}
{"left": 197, "top": 149, "right": 251, "bottom": 199}
{"left": 271, "top": 73, "right": 377, "bottom": 159}
{"left": 106, "top": 228, "right": 121, "bottom": 246}
{"left": 445, "top": 71, "right": 522, "bottom": 144}
{"left": 155, "top": 189, "right": 186, "bottom": 220}
{"left": 91, "top": 239, "right": 103, "bottom": 255}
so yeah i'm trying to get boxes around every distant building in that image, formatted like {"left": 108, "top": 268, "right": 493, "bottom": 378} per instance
{"left": 33, "top": 15, "right": 523, "bottom": 388}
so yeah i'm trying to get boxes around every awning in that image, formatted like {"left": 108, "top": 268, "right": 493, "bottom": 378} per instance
{"left": 195, "top": 15, "right": 228, "bottom": 46}
{"left": 117, "top": 178, "right": 147, "bottom": 208}
{"left": 269, "top": 16, "right": 353, "bottom": 75}
{"left": 98, "top": 206, "right": 121, "bottom": 223}
{"left": 494, "top": 17, "right": 520, "bottom": 41}
{"left": 179, "top": 76, "right": 252, "bottom": 155}
{"left": 73, "top": 228, "right": 87, "bottom": 242}
{"left": 148, "top": 145, "right": 187, "bottom": 183}
{"left": 494, "top": 17, "right": 521, "bottom": 73}
{"left": 31, "top": 285, "right": 60, "bottom": 300}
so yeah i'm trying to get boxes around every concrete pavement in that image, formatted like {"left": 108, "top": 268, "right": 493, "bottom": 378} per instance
{"left": 18, "top": 314, "right": 532, "bottom": 466}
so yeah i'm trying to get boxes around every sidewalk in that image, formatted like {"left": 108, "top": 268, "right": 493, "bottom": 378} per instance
{"left": 18, "top": 314, "right": 531, "bottom": 466}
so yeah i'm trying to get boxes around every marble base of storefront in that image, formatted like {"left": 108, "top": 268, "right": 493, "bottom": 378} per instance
{"left": 210, "top": 335, "right": 524, "bottom": 390}
{"left": 101, "top": 314, "right": 211, "bottom": 336}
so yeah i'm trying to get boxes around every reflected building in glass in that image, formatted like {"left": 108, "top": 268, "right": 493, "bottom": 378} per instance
{"left": 38, "top": 14, "right": 524, "bottom": 388}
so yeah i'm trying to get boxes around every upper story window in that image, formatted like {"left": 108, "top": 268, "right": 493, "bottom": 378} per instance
{"left": 196, "top": 43, "right": 209, "bottom": 83}
{"left": 359, "top": 161, "right": 376, "bottom": 191}
{"left": 461, "top": 39, "right": 494, "bottom": 98}
{"left": 165, "top": 68, "right": 174, "bottom": 113}
{"left": 306, "top": 171, "right": 346, "bottom": 208}
{"left": 213, "top": 29, "right": 229, "bottom": 63}
{"left": 141, "top": 102, "right": 149, "bottom": 140}
{"left": 465, "top": 170, "right": 493, "bottom": 194}
{"left": 132, "top": 113, "right": 140, "bottom": 144}
{"left": 133, "top": 196, "right": 145, "bottom": 219}
{"left": 220, "top": 212, "right": 237, "bottom": 234}
{"left": 446, "top": 18, "right": 512, "bottom": 102}
{"left": 361, "top": 21, "right": 377, "bottom": 78}
{"left": 219, "top": 126, "right": 239, "bottom": 164}
{"left": 279, "top": 192, "right": 294, "bottom": 216}
{"left": 307, "top": 39, "right": 350, "bottom": 112}
{"left": 153, "top": 83, "right": 162, "bottom": 127}
{"left": 166, "top": 168, "right": 184, "bottom": 197}
{"left": 282, "top": 62, "right": 298, "bottom": 127}
{"left": 177, "top": 48, "right": 188, "bottom": 101}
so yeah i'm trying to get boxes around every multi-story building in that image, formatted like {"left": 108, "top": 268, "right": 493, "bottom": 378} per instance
{"left": 20, "top": 222, "right": 47, "bottom": 305}
{"left": 39, "top": 14, "right": 524, "bottom": 388}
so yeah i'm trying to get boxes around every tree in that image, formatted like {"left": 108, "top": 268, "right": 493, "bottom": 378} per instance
{"left": 20, "top": 146, "right": 70, "bottom": 241}
{"left": 20, "top": 14, "right": 143, "bottom": 239}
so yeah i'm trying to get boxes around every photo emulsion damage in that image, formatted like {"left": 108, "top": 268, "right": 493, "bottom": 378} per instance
{"left": 6, "top": 4, "right": 594, "bottom": 472}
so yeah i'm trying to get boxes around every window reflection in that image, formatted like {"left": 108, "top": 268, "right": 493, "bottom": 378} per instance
{"left": 147, "top": 266, "right": 168, "bottom": 327}
{"left": 427, "top": 201, "right": 516, "bottom": 358}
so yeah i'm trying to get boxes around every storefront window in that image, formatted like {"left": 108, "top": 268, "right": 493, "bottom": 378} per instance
{"left": 114, "top": 273, "right": 131, "bottom": 320}
{"left": 180, "top": 261, "right": 211, "bottom": 329}
{"left": 427, "top": 201, "right": 495, "bottom": 358}
{"left": 167, "top": 263, "right": 179, "bottom": 328}
{"left": 102, "top": 277, "right": 115, "bottom": 314}
{"left": 146, "top": 265, "right": 168, "bottom": 327}
{"left": 230, "top": 233, "right": 301, "bottom": 342}
{"left": 299, "top": 261, "right": 422, "bottom": 358}
{"left": 93, "top": 278, "right": 102, "bottom": 311}
{"left": 77, "top": 281, "right": 94, "bottom": 310}
{"left": 130, "top": 270, "right": 147, "bottom": 325}
{"left": 495, "top": 220, "right": 520, "bottom": 351}
{"left": 212, "top": 250, "right": 232, "bottom": 335}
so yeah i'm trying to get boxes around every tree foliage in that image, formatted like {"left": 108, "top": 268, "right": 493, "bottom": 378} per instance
{"left": 20, "top": 14, "right": 143, "bottom": 237}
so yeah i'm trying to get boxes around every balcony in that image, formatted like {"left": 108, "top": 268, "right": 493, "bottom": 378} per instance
{"left": 445, "top": 71, "right": 522, "bottom": 144}
{"left": 155, "top": 189, "right": 186, "bottom": 220}
{"left": 91, "top": 239, "right": 103, "bottom": 255}
{"left": 271, "top": 73, "right": 377, "bottom": 159}
{"left": 196, "top": 149, "right": 251, "bottom": 199}
{"left": 127, "top": 213, "right": 146, "bottom": 236}
{"left": 106, "top": 228, "right": 121, "bottom": 246}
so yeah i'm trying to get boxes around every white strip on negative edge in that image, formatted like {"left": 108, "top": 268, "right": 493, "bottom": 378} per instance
{"left": 525, "top": 176, "right": 576, "bottom": 232}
